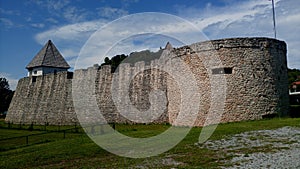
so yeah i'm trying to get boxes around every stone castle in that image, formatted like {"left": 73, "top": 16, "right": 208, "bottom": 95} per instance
{"left": 5, "top": 37, "right": 289, "bottom": 126}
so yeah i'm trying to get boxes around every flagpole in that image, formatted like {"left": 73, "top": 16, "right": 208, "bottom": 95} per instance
{"left": 271, "top": 0, "right": 277, "bottom": 39}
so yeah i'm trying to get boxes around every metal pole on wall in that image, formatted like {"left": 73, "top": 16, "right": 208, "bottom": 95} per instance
{"left": 271, "top": 0, "right": 277, "bottom": 39}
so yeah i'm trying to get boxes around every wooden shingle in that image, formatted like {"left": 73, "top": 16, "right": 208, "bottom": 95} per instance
{"left": 26, "top": 40, "right": 70, "bottom": 69}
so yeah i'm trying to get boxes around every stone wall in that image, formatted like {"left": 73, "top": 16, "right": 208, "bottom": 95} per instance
{"left": 94, "top": 61, "right": 169, "bottom": 124}
{"left": 6, "top": 72, "right": 76, "bottom": 125}
{"left": 5, "top": 37, "right": 289, "bottom": 126}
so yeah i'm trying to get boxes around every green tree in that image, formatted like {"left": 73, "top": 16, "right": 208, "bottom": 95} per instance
{"left": 100, "top": 49, "right": 163, "bottom": 72}
{"left": 288, "top": 68, "right": 300, "bottom": 85}
{"left": 0, "top": 78, "right": 14, "bottom": 115}
{"left": 101, "top": 54, "right": 128, "bottom": 72}
{"left": 104, "top": 57, "right": 111, "bottom": 65}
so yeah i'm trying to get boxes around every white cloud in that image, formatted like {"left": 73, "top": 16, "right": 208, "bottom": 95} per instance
{"left": 76, "top": 13, "right": 207, "bottom": 68}
{"left": 35, "top": 19, "right": 108, "bottom": 68}
{"left": 35, "top": 13, "right": 207, "bottom": 69}
{"left": 49, "top": 0, "right": 70, "bottom": 11}
{"left": 0, "top": 8, "right": 20, "bottom": 16}
{"left": 0, "top": 18, "right": 14, "bottom": 28}
{"left": 31, "top": 23, "right": 45, "bottom": 28}
{"left": 35, "top": 20, "right": 106, "bottom": 43}
{"left": 176, "top": 0, "right": 300, "bottom": 69}
{"left": 63, "top": 6, "right": 90, "bottom": 23}
{"left": 121, "top": 0, "right": 139, "bottom": 8}
{"left": 0, "top": 72, "right": 18, "bottom": 90}
{"left": 182, "top": 0, "right": 273, "bottom": 37}
{"left": 97, "top": 7, "right": 129, "bottom": 19}
{"left": 31, "top": 0, "right": 70, "bottom": 12}
{"left": 26, "top": 17, "right": 32, "bottom": 22}
{"left": 34, "top": 0, "right": 300, "bottom": 70}
{"left": 30, "top": 0, "right": 90, "bottom": 23}
{"left": 46, "top": 17, "right": 59, "bottom": 24}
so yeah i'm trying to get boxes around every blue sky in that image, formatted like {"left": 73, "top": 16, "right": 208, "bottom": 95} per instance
{"left": 0, "top": 0, "right": 299, "bottom": 90}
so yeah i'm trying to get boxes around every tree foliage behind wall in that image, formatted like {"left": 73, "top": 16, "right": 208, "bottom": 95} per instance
{"left": 101, "top": 54, "right": 127, "bottom": 72}
{"left": 0, "top": 78, "right": 14, "bottom": 115}
{"left": 100, "top": 49, "right": 163, "bottom": 73}
{"left": 288, "top": 68, "right": 300, "bottom": 86}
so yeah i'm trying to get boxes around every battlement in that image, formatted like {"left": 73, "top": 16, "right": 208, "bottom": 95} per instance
{"left": 192, "top": 37, "right": 287, "bottom": 50}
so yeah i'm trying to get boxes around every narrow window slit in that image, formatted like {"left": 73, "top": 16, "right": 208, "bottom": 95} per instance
{"left": 212, "top": 67, "right": 233, "bottom": 74}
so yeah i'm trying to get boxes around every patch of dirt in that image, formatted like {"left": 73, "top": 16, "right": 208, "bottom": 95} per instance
{"left": 196, "top": 126, "right": 300, "bottom": 168}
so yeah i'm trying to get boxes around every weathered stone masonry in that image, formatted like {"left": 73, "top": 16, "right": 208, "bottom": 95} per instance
{"left": 5, "top": 37, "right": 289, "bottom": 126}
{"left": 6, "top": 72, "right": 76, "bottom": 125}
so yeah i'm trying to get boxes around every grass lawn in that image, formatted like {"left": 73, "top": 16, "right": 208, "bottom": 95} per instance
{"left": 0, "top": 117, "right": 299, "bottom": 169}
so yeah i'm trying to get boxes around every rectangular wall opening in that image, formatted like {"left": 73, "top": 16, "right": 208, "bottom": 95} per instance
{"left": 32, "top": 76, "right": 37, "bottom": 83}
{"left": 67, "top": 72, "right": 73, "bottom": 79}
{"left": 212, "top": 67, "right": 233, "bottom": 74}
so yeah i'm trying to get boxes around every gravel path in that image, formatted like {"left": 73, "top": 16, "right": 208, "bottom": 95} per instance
{"left": 196, "top": 126, "right": 300, "bottom": 168}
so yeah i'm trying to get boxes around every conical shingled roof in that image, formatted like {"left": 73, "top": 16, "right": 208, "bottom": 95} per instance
{"left": 26, "top": 40, "right": 70, "bottom": 69}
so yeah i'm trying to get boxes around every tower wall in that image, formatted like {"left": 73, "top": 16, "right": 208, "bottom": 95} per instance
{"left": 167, "top": 37, "right": 288, "bottom": 126}
{"left": 6, "top": 72, "right": 76, "bottom": 125}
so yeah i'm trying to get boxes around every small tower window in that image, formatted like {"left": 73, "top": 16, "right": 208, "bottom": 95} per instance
{"left": 34, "top": 71, "right": 37, "bottom": 74}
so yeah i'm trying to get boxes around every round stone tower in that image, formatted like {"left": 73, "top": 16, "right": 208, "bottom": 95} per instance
{"left": 167, "top": 37, "right": 288, "bottom": 126}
